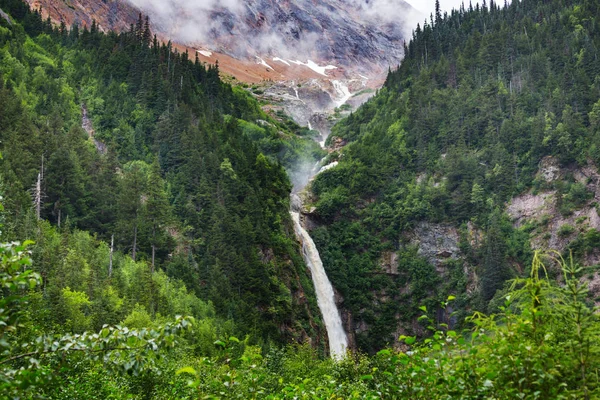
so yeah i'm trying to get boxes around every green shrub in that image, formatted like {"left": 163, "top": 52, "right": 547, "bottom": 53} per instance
{"left": 558, "top": 224, "right": 576, "bottom": 237}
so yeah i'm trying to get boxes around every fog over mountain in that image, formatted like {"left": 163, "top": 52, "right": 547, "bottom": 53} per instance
{"left": 124, "top": 0, "right": 420, "bottom": 69}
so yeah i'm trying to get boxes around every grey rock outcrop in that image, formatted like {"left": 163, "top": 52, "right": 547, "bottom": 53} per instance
{"left": 409, "top": 222, "right": 461, "bottom": 269}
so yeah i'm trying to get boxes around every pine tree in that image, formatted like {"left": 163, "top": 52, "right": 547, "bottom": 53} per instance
{"left": 117, "top": 161, "right": 149, "bottom": 261}
{"left": 145, "top": 159, "right": 170, "bottom": 273}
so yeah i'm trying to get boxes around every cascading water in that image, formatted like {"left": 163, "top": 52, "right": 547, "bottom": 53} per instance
{"left": 332, "top": 80, "right": 353, "bottom": 108}
{"left": 290, "top": 209, "right": 348, "bottom": 359}
{"left": 286, "top": 77, "right": 355, "bottom": 359}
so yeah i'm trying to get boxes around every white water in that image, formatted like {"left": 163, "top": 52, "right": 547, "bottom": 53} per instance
{"left": 332, "top": 80, "right": 353, "bottom": 108}
{"left": 319, "top": 161, "right": 339, "bottom": 174}
{"left": 291, "top": 211, "right": 348, "bottom": 359}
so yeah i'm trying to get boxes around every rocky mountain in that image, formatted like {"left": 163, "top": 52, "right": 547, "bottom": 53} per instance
{"left": 27, "top": 0, "right": 417, "bottom": 79}
{"left": 27, "top": 0, "right": 140, "bottom": 32}
{"left": 26, "top": 0, "right": 418, "bottom": 145}
{"left": 126, "top": 0, "right": 415, "bottom": 77}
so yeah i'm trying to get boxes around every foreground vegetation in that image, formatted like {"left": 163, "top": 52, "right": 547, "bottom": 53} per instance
{"left": 3, "top": 241, "right": 600, "bottom": 398}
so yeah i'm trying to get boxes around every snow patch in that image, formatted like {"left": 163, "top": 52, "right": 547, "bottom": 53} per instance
{"left": 288, "top": 60, "right": 337, "bottom": 76}
{"left": 273, "top": 57, "right": 290, "bottom": 66}
{"left": 256, "top": 57, "right": 273, "bottom": 70}
{"left": 197, "top": 50, "right": 212, "bottom": 57}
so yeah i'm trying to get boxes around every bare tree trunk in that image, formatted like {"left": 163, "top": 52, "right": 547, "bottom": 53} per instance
{"left": 109, "top": 234, "right": 114, "bottom": 278}
{"left": 151, "top": 244, "right": 155, "bottom": 273}
{"left": 151, "top": 225, "right": 156, "bottom": 274}
{"left": 132, "top": 224, "right": 137, "bottom": 262}
{"left": 35, "top": 173, "right": 42, "bottom": 220}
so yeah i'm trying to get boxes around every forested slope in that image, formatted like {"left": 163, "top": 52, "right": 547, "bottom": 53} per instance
{"left": 314, "top": 0, "right": 600, "bottom": 352}
{"left": 4, "top": 0, "right": 600, "bottom": 398}
{"left": 0, "top": 0, "right": 326, "bottom": 353}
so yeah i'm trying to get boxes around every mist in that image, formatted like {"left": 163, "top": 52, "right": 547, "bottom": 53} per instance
{"left": 124, "top": 0, "right": 415, "bottom": 66}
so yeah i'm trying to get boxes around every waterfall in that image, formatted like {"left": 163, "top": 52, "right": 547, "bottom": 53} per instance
{"left": 290, "top": 210, "right": 348, "bottom": 360}
{"left": 332, "top": 80, "right": 352, "bottom": 108}
{"left": 287, "top": 79, "right": 353, "bottom": 359}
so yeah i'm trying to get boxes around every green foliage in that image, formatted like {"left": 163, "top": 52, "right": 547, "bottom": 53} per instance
{"left": 309, "top": 0, "right": 600, "bottom": 351}
{"left": 61, "top": 287, "right": 92, "bottom": 333}
{"left": 0, "top": 0, "right": 322, "bottom": 346}
{"left": 559, "top": 223, "right": 576, "bottom": 237}
{"left": 43, "top": 252, "right": 597, "bottom": 399}
{"left": 0, "top": 239, "right": 194, "bottom": 397}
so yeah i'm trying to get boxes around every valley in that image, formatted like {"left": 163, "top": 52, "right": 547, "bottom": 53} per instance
{"left": 2, "top": 0, "right": 600, "bottom": 398}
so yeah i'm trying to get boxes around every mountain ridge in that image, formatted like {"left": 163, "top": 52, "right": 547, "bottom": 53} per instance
{"left": 25, "top": 0, "right": 418, "bottom": 81}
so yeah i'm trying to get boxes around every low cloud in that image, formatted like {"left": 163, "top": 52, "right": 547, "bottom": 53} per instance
{"left": 124, "top": 0, "right": 419, "bottom": 66}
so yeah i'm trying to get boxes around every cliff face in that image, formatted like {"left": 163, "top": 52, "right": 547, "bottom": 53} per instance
{"left": 25, "top": 0, "right": 416, "bottom": 144}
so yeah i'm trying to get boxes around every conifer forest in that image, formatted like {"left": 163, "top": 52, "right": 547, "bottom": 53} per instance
{"left": 1, "top": 0, "right": 600, "bottom": 398}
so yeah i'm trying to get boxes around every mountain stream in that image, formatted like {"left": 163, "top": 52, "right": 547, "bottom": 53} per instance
{"left": 288, "top": 83, "right": 350, "bottom": 360}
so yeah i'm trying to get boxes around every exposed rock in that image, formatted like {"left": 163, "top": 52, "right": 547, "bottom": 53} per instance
{"left": 126, "top": 0, "right": 414, "bottom": 76}
{"left": 466, "top": 221, "right": 484, "bottom": 248}
{"left": 27, "top": 0, "right": 139, "bottom": 32}
{"left": 379, "top": 251, "right": 399, "bottom": 275}
{"left": 538, "top": 156, "right": 562, "bottom": 182}
{"left": 507, "top": 191, "right": 555, "bottom": 227}
{"left": 259, "top": 77, "right": 371, "bottom": 147}
{"left": 585, "top": 272, "right": 600, "bottom": 308}
{"left": 81, "top": 104, "right": 107, "bottom": 154}
{"left": 346, "top": 87, "right": 376, "bottom": 109}
{"left": 0, "top": 8, "right": 12, "bottom": 25}
{"left": 329, "top": 136, "right": 348, "bottom": 153}
{"left": 28, "top": 0, "right": 416, "bottom": 83}
{"left": 258, "top": 247, "right": 275, "bottom": 264}
{"left": 507, "top": 160, "right": 600, "bottom": 259}
{"left": 340, "top": 308, "right": 357, "bottom": 351}
{"left": 409, "top": 222, "right": 461, "bottom": 270}
{"left": 437, "top": 250, "right": 453, "bottom": 258}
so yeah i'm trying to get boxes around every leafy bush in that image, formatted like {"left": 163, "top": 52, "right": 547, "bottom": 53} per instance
{"left": 559, "top": 223, "right": 576, "bottom": 237}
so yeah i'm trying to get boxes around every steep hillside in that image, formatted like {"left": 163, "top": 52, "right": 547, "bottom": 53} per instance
{"left": 0, "top": 0, "right": 327, "bottom": 350}
{"left": 23, "top": 0, "right": 418, "bottom": 150}
{"left": 309, "top": 0, "right": 600, "bottom": 352}
{"left": 24, "top": 0, "right": 416, "bottom": 77}
{"left": 6, "top": 1, "right": 600, "bottom": 399}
